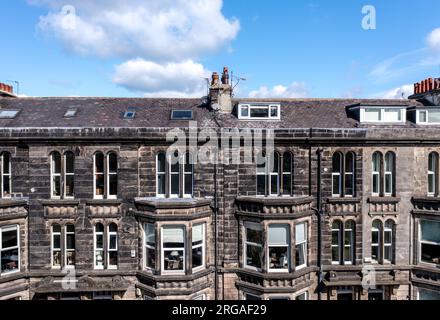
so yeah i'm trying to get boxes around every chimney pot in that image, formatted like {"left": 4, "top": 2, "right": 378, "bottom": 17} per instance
{"left": 221, "top": 66, "right": 229, "bottom": 85}
{"left": 211, "top": 72, "right": 219, "bottom": 86}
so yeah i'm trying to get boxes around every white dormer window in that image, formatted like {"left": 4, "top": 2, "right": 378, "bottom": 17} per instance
{"left": 360, "top": 107, "right": 406, "bottom": 123}
{"left": 238, "top": 103, "right": 281, "bottom": 120}
{"left": 417, "top": 109, "right": 440, "bottom": 124}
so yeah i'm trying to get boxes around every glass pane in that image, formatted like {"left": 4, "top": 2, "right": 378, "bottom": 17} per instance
{"left": 270, "top": 175, "right": 279, "bottom": 195}
{"left": 384, "top": 231, "right": 392, "bottom": 244}
{"left": 66, "top": 234, "right": 75, "bottom": 250}
{"left": 108, "top": 251, "right": 118, "bottom": 266}
{"left": 246, "top": 244, "right": 262, "bottom": 268}
{"left": 108, "top": 153, "right": 117, "bottom": 173}
{"left": 65, "top": 152, "right": 74, "bottom": 173}
{"left": 332, "top": 154, "right": 341, "bottom": 172}
{"left": 282, "top": 174, "right": 292, "bottom": 195}
{"left": 295, "top": 243, "right": 306, "bottom": 266}
{"left": 373, "top": 174, "right": 379, "bottom": 194}
{"left": 283, "top": 153, "right": 292, "bottom": 173}
{"left": 295, "top": 224, "right": 306, "bottom": 242}
{"left": 245, "top": 294, "right": 261, "bottom": 301}
{"left": 383, "top": 109, "right": 401, "bottom": 122}
{"left": 184, "top": 153, "right": 192, "bottom": 172}
{"left": 344, "top": 246, "right": 352, "bottom": 262}
{"left": 95, "top": 223, "right": 104, "bottom": 233}
{"left": 66, "top": 224, "right": 75, "bottom": 233}
{"left": 158, "top": 174, "right": 166, "bottom": 195}
{"left": 332, "top": 230, "right": 340, "bottom": 246}
{"left": 109, "top": 174, "right": 117, "bottom": 196}
{"left": 345, "top": 173, "right": 354, "bottom": 196}
{"left": 109, "top": 235, "right": 117, "bottom": 250}
{"left": 171, "top": 161, "right": 179, "bottom": 174}
{"left": 192, "top": 246, "right": 203, "bottom": 268}
{"left": 246, "top": 226, "right": 262, "bottom": 244}
{"left": 95, "top": 250, "right": 104, "bottom": 267}
{"left": 171, "top": 174, "right": 179, "bottom": 195}
{"left": 192, "top": 224, "right": 203, "bottom": 244}
{"left": 53, "top": 251, "right": 61, "bottom": 267}
{"left": 163, "top": 227, "right": 184, "bottom": 248}
{"left": 3, "top": 175, "right": 10, "bottom": 197}
{"left": 240, "top": 106, "right": 249, "bottom": 117}
{"left": 429, "top": 110, "right": 440, "bottom": 123}
{"left": 164, "top": 250, "right": 184, "bottom": 271}
{"left": 157, "top": 153, "right": 166, "bottom": 172}
{"left": 95, "top": 153, "right": 104, "bottom": 173}
{"left": 419, "top": 111, "right": 427, "bottom": 123}
{"left": 96, "top": 234, "right": 103, "bottom": 249}
{"left": 65, "top": 175, "right": 74, "bottom": 197}
{"left": 371, "top": 246, "right": 379, "bottom": 261}
{"left": 372, "top": 231, "right": 379, "bottom": 244}
{"left": 145, "top": 224, "right": 155, "bottom": 246}
{"left": 421, "top": 243, "right": 440, "bottom": 264}
{"left": 3, "top": 153, "right": 10, "bottom": 174}
{"left": 53, "top": 234, "right": 61, "bottom": 249}
{"left": 345, "top": 153, "right": 354, "bottom": 172}
{"left": 2, "top": 228, "right": 17, "bottom": 248}
{"left": 268, "top": 225, "right": 289, "bottom": 245}
{"left": 384, "top": 246, "right": 392, "bottom": 261}
{"left": 66, "top": 251, "right": 75, "bottom": 266}
{"left": 419, "top": 288, "right": 440, "bottom": 300}
{"left": 257, "top": 175, "right": 266, "bottom": 196}
{"left": 364, "top": 108, "right": 381, "bottom": 122}
{"left": 250, "top": 108, "right": 269, "bottom": 118}
{"left": 420, "top": 220, "right": 440, "bottom": 243}
{"left": 270, "top": 106, "right": 278, "bottom": 117}
{"left": 332, "top": 246, "right": 340, "bottom": 262}
{"left": 1, "top": 248, "right": 19, "bottom": 273}
{"left": 268, "top": 246, "right": 288, "bottom": 269}
{"left": 95, "top": 174, "right": 104, "bottom": 196}
{"left": 372, "top": 153, "right": 381, "bottom": 171}
{"left": 146, "top": 247, "right": 156, "bottom": 269}
{"left": 385, "top": 153, "right": 394, "bottom": 171}
{"left": 53, "top": 224, "right": 61, "bottom": 233}
{"left": 428, "top": 174, "right": 435, "bottom": 194}
{"left": 333, "top": 175, "right": 341, "bottom": 195}
{"left": 184, "top": 173, "right": 192, "bottom": 195}
{"left": 272, "top": 153, "right": 279, "bottom": 173}
{"left": 52, "top": 153, "right": 61, "bottom": 174}
{"left": 53, "top": 176, "right": 61, "bottom": 197}
{"left": 344, "top": 230, "right": 353, "bottom": 246}
{"left": 109, "top": 223, "right": 117, "bottom": 232}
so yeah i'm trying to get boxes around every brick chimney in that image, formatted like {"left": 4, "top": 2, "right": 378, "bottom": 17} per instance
{"left": 0, "top": 82, "right": 15, "bottom": 97}
{"left": 409, "top": 77, "right": 440, "bottom": 105}
{"left": 209, "top": 67, "right": 232, "bottom": 113}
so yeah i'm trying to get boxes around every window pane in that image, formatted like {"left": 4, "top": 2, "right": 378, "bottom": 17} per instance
{"left": 52, "top": 176, "right": 61, "bottom": 197}
{"left": 384, "top": 109, "right": 401, "bottom": 122}
{"left": 283, "top": 153, "right": 292, "bottom": 173}
{"left": 109, "top": 234, "right": 117, "bottom": 250}
{"left": 332, "top": 246, "right": 340, "bottom": 262}
{"left": 428, "top": 173, "right": 435, "bottom": 194}
{"left": 332, "top": 175, "right": 341, "bottom": 195}
{"left": 96, "top": 234, "right": 103, "bottom": 249}
{"left": 109, "top": 174, "right": 117, "bottom": 196}
{"left": 146, "top": 247, "right": 156, "bottom": 269}
{"left": 109, "top": 223, "right": 117, "bottom": 233}
{"left": 372, "top": 153, "right": 381, "bottom": 171}
{"left": 2, "top": 229, "right": 18, "bottom": 248}
{"left": 332, "top": 154, "right": 341, "bottom": 173}
{"left": 66, "top": 234, "right": 75, "bottom": 250}
{"left": 158, "top": 173, "right": 166, "bottom": 195}
{"left": 192, "top": 224, "right": 203, "bottom": 245}
{"left": 157, "top": 153, "right": 166, "bottom": 172}
{"left": 270, "top": 175, "right": 279, "bottom": 195}
{"left": 419, "top": 111, "right": 427, "bottom": 123}
{"left": 3, "top": 153, "right": 10, "bottom": 174}
{"left": 53, "top": 251, "right": 61, "bottom": 267}
{"left": 3, "top": 175, "right": 10, "bottom": 197}
{"left": 371, "top": 246, "right": 379, "bottom": 261}
{"left": 419, "top": 288, "right": 440, "bottom": 300}
{"left": 66, "top": 251, "right": 75, "bottom": 266}
{"left": 108, "top": 251, "right": 118, "bottom": 266}
{"left": 192, "top": 246, "right": 203, "bottom": 269}
{"left": 257, "top": 175, "right": 266, "bottom": 196}
{"left": 184, "top": 173, "right": 192, "bottom": 195}
{"left": 385, "top": 153, "right": 394, "bottom": 171}
{"left": 345, "top": 173, "right": 354, "bottom": 196}
{"left": 250, "top": 108, "right": 269, "bottom": 118}
{"left": 268, "top": 247, "right": 288, "bottom": 269}
{"left": 65, "top": 175, "right": 74, "bottom": 197}
{"left": 53, "top": 234, "right": 61, "bottom": 249}
{"left": 421, "top": 243, "right": 440, "bottom": 264}
{"left": 246, "top": 244, "right": 262, "bottom": 268}
{"left": 246, "top": 225, "right": 262, "bottom": 244}
{"left": 240, "top": 106, "right": 249, "bottom": 117}
{"left": 163, "top": 227, "right": 184, "bottom": 248}
{"left": 95, "top": 250, "right": 104, "bottom": 267}
{"left": 295, "top": 243, "right": 306, "bottom": 266}
{"left": 145, "top": 224, "right": 155, "bottom": 247}
{"left": 95, "top": 174, "right": 104, "bottom": 196}
{"left": 171, "top": 174, "right": 179, "bottom": 195}
{"left": 52, "top": 152, "right": 61, "bottom": 174}
{"left": 268, "top": 225, "right": 289, "bottom": 245}
{"left": 164, "top": 250, "right": 184, "bottom": 271}
{"left": 270, "top": 106, "right": 278, "bottom": 117}
{"left": 283, "top": 174, "right": 292, "bottom": 195}
{"left": 95, "top": 223, "right": 104, "bottom": 233}
{"left": 95, "top": 153, "right": 104, "bottom": 173}
{"left": 295, "top": 224, "right": 306, "bottom": 243}
{"left": 364, "top": 108, "right": 381, "bottom": 122}
{"left": 65, "top": 152, "right": 74, "bottom": 173}
{"left": 1, "top": 248, "right": 19, "bottom": 273}
{"left": 420, "top": 220, "right": 440, "bottom": 243}
{"left": 429, "top": 110, "right": 440, "bottom": 123}
{"left": 108, "top": 153, "right": 117, "bottom": 173}
{"left": 373, "top": 174, "right": 379, "bottom": 194}
{"left": 345, "top": 153, "right": 354, "bottom": 172}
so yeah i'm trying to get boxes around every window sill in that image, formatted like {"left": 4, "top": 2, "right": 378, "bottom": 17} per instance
{"left": 327, "top": 197, "right": 361, "bottom": 204}
{"left": 40, "top": 199, "right": 80, "bottom": 206}
{"left": 86, "top": 199, "right": 123, "bottom": 205}
{"left": 368, "top": 197, "right": 400, "bottom": 204}
{"left": 0, "top": 198, "right": 28, "bottom": 209}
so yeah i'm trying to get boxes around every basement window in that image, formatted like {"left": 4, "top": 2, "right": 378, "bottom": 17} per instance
{"left": 171, "top": 110, "right": 193, "bottom": 120}
{"left": 0, "top": 110, "right": 19, "bottom": 119}
{"left": 238, "top": 103, "right": 281, "bottom": 120}
{"left": 64, "top": 109, "right": 78, "bottom": 118}
{"left": 123, "top": 111, "right": 136, "bottom": 119}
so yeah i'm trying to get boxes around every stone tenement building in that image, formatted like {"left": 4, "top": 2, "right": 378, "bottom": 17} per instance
{"left": 0, "top": 70, "right": 440, "bottom": 301}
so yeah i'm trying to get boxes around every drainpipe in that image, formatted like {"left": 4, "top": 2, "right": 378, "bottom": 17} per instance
{"left": 316, "top": 148, "right": 324, "bottom": 300}
{"left": 214, "top": 161, "right": 219, "bottom": 300}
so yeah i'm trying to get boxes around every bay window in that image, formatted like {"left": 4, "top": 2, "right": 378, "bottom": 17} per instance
{"left": 1, "top": 152, "right": 11, "bottom": 198}
{"left": 419, "top": 220, "right": 440, "bottom": 265}
{"left": 244, "top": 222, "right": 263, "bottom": 270}
{"left": 295, "top": 223, "right": 307, "bottom": 269}
{"left": 145, "top": 223, "right": 156, "bottom": 270}
{"left": 162, "top": 226, "right": 185, "bottom": 273}
{"left": 52, "top": 224, "right": 62, "bottom": 268}
{"left": 192, "top": 224, "right": 205, "bottom": 271}
{"left": 0, "top": 225, "right": 19, "bottom": 275}
{"left": 268, "top": 225, "right": 289, "bottom": 272}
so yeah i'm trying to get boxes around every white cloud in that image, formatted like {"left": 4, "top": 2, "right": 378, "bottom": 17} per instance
{"left": 113, "top": 59, "right": 210, "bottom": 98}
{"left": 427, "top": 28, "right": 440, "bottom": 52}
{"left": 249, "top": 82, "right": 308, "bottom": 98}
{"left": 31, "top": 0, "right": 239, "bottom": 61}
{"left": 371, "top": 84, "right": 413, "bottom": 99}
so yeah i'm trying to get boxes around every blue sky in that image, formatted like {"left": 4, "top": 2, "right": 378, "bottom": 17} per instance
{"left": 2, "top": 0, "right": 440, "bottom": 98}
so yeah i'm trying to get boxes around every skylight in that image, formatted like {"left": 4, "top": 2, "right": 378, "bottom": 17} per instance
{"left": 123, "top": 111, "right": 136, "bottom": 119}
{"left": 171, "top": 110, "right": 193, "bottom": 120}
{"left": 0, "top": 110, "right": 19, "bottom": 119}
{"left": 64, "top": 109, "right": 78, "bottom": 118}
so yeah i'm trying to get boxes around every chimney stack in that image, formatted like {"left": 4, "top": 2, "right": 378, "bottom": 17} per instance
{"left": 209, "top": 67, "right": 232, "bottom": 113}
{"left": 0, "top": 82, "right": 15, "bottom": 97}
{"left": 410, "top": 77, "right": 440, "bottom": 104}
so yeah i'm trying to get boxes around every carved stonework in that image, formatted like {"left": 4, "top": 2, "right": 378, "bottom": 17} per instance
{"left": 236, "top": 196, "right": 314, "bottom": 218}
{"left": 326, "top": 198, "right": 361, "bottom": 215}
{"left": 41, "top": 200, "right": 79, "bottom": 219}
{"left": 412, "top": 197, "right": 440, "bottom": 215}
{"left": 86, "top": 200, "right": 122, "bottom": 218}
{"left": 368, "top": 197, "right": 400, "bottom": 215}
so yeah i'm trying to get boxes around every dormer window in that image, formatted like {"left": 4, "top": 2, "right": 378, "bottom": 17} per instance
{"left": 238, "top": 103, "right": 281, "bottom": 120}
{"left": 416, "top": 109, "right": 440, "bottom": 124}
{"left": 361, "top": 107, "right": 405, "bottom": 123}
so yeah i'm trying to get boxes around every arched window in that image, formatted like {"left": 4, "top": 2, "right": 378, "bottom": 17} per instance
{"left": 1, "top": 152, "right": 11, "bottom": 198}
{"left": 269, "top": 152, "right": 280, "bottom": 196}
{"left": 51, "top": 152, "right": 62, "bottom": 198}
{"left": 94, "top": 152, "right": 118, "bottom": 199}
{"left": 331, "top": 220, "right": 355, "bottom": 265}
{"left": 64, "top": 152, "right": 75, "bottom": 198}
{"left": 384, "top": 152, "right": 395, "bottom": 196}
{"left": 331, "top": 221, "right": 342, "bottom": 264}
{"left": 51, "top": 224, "right": 61, "bottom": 268}
{"left": 344, "top": 220, "right": 355, "bottom": 264}
{"left": 372, "top": 220, "right": 382, "bottom": 263}
{"left": 332, "top": 153, "right": 343, "bottom": 197}
{"left": 94, "top": 152, "right": 105, "bottom": 198}
{"left": 108, "top": 223, "right": 118, "bottom": 269}
{"left": 282, "top": 152, "right": 293, "bottom": 196}
{"left": 384, "top": 220, "right": 394, "bottom": 263}
{"left": 183, "top": 152, "right": 194, "bottom": 197}
{"left": 94, "top": 223, "right": 104, "bottom": 269}
{"left": 65, "top": 224, "right": 75, "bottom": 267}
{"left": 428, "top": 152, "right": 438, "bottom": 196}
{"left": 156, "top": 153, "right": 166, "bottom": 197}
{"left": 372, "top": 152, "right": 382, "bottom": 196}
{"left": 345, "top": 152, "right": 355, "bottom": 197}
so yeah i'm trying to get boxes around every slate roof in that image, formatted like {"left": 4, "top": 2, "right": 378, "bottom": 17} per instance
{"left": 0, "top": 97, "right": 423, "bottom": 129}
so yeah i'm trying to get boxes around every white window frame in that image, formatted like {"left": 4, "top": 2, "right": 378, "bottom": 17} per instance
{"left": 64, "top": 152, "right": 75, "bottom": 199}
{"left": 344, "top": 221, "right": 354, "bottom": 265}
{"left": 1, "top": 153, "right": 11, "bottom": 199}
{"left": 64, "top": 225, "right": 75, "bottom": 269}
{"left": 417, "top": 109, "right": 440, "bottom": 125}
{"left": 51, "top": 152, "right": 62, "bottom": 199}
{"left": 419, "top": 219, "right": 440, "bottom": 266}
{"left": 156, "top": 154, "right": 166, "bottom": 198}
{"left": 372, "top": 153, "right": 381, "bottom": 196}
{"left": 256, "top": 158, "right": 267, "bottom": 196}
{"left": 384, "top": 221, "right": 393, "bottom": 263}
{"left": 192, "top": 294, "right": 206, "bottom": 300}
{"left": 267, "top": 224, "right": 290, "bottom": 273}
{"left": 238, "top": 104, "right": 281, "bottom": 120}
{"left": 371, "top": 222, "right": 381, "bottom": 263}
{"left": 169, "top": 154, "right": 180, "bottom": 198}
{"left": 107, "top": 224, "right": 118, "bottom": 269}
{"left": 51, "top": 225, "right": 62, "bottom": 269}
{"left": 344, "top": 153, "right": 355, "bottom": 197}
{"left": 161, "top": 226, "right": 186, "bottom": 275}
{"left": 360, "top": 107, "right": 406, "bottom": 124}
{"left": 0, "top": 225, "right": 20, "bottom": 276}
{"left": 332, "top": 153, "right": 342, "bottom": 197}
{"left": 295, "top": 291, "right": 309, "bottom": 300}
{"left": 282, "top": 152, "right": 293, "bottom": 196}
{"left": 269, "top": 153, "right": 280, "bottom": 196}
{"left": 107, "top": 153, "right": 118, "bottom": 200}
{"left": 191, "top": 223, "right": 205, "bottom": 272}
{"left": 93, "top": 153, "right": 104, "bottom": 200}
{"left": 144, "top": 223, "right": 156, "bottom": 271}
{"left": 428, "top": 153, "right": 438, "bottom": 196}
{"left": 244, "top": 222, "right": 263, "bottom": 271}
{"left": 384, "top": 153, "right": 394, "bottom": 196}
{"left": 94, "top": 224, "right": 104, "bottom": 270}
{"left": 295, "top": 223, "right": 308, "bottom": 270}
{"left": 183, "top": 153, "right": 194, "bottom": 198}
{"left": 331, "top": 221, "right": 342, "bottom": 265}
